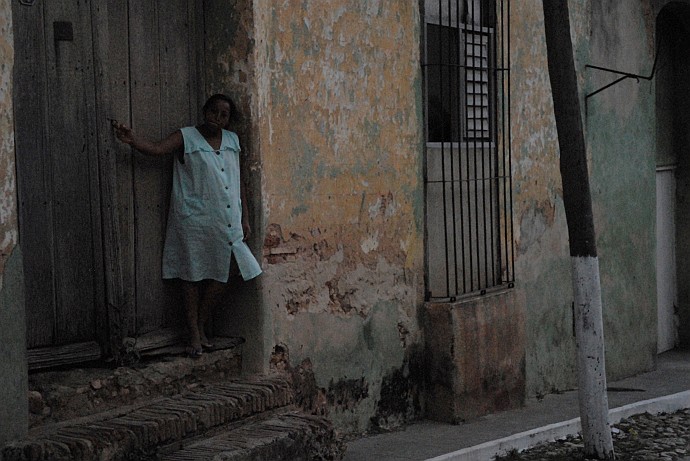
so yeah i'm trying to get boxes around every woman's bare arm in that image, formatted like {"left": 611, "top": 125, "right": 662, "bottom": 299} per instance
{"left": 114, "top": 123, "right": 183, "bottom": 156}
{"left": 241, "top": 177, "right": 252, "bottom": 241}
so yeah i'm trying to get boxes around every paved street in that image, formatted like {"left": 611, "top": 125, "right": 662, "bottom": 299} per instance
{"left": 345, "top": 349, "right": 690, "bottom": 461}
{"left": 495, "top": 409, "right": 690, "bottom": 460}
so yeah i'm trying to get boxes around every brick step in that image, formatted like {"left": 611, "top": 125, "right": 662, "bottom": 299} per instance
{"left": 27, "top": 340, "right": 244, "bottom": 428}
{"left": 160, "top": 409, "right": 344, "bottom": 461}
{"left": 2, "top": 374, "right": 296, "bottom": 461}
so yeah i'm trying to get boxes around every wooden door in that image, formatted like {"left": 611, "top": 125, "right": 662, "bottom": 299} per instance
{"left": 14, "top": 0, "right": 106, "bottom": 366}
{"left": 13, "top": 0, "right": 203, "bottom": 368}
{"left": 108, "top": 0, "right": 203, "bottom": 345}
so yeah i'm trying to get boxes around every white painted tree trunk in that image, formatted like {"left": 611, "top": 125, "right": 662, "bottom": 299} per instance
{"left": 542, "top": 0, "right": 614, "bottom": 457}
{"left": 572, "top": 256, "right": 614, "bottom": 459}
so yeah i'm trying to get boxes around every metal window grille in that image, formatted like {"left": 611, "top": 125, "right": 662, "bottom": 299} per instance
{"left": 423, "top": 0, "right": 514, "bottom": 300}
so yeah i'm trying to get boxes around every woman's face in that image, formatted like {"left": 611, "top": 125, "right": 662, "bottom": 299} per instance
{"left": 203, "top": 100, "right": 231, "bottom": 132}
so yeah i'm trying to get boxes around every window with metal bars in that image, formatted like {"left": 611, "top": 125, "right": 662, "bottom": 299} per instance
{"left": 423, "top": 0, "right": 514, "bottom": 300}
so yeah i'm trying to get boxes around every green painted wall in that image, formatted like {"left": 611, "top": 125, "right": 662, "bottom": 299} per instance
{"left": 586, "top": 1, "right": 657, "bottom": 379}
{"left": 513, "top": 0, "right": 658, "bottom": 397}
{"left": 0, "top": 0, "right": 671, "bottom": 438}
{"left": 250, "top": 0, "right": 663, "bottom": 424}
{"left": 511, "top": 0, "right": 578, "bottom": 395}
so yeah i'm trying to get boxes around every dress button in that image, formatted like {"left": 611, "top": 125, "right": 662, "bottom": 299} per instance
{"left": 225, "top": 186, "right": 229, "bottom": 190}
{"left": 228, "top": 223, "right": 232, "bottom": 227}
{"left": 227, "top": 205, "right": 230, "bottom": 208}
{"left": 221, "top": 168, "right": 225, "bottom": 172}
{"left": 216, "top": 151, "right": 220, "bottom": 155}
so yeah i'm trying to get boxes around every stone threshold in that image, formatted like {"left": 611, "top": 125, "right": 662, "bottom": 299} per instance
{"left": 3, "top": 374, "right": 296, "bottom": 461}
{"left": 160, "top": 408, "right": 343, "bottom": 461}
{"left": 28, "top": 338, "right": 244, "bottom": 427}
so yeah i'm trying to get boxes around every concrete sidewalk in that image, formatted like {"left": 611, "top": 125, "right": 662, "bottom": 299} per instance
{"left": 345, "top": 349, "right": 690, "bottom": 461}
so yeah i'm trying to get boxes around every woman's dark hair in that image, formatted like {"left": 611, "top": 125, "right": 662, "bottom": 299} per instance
{"left": 202, "top": 93, "right": 237, "bottom": 124}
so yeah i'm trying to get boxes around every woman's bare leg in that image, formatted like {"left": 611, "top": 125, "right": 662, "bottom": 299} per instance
{"left": 199, "top": 280, "right": 227, "bottom": 346}
{"left": 181, "top": 280, "right": 202, "bottom": 351}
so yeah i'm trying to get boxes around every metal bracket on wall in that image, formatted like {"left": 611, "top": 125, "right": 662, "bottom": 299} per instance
{"left": 584, "top": 45, "right": 660, "bottom": 114}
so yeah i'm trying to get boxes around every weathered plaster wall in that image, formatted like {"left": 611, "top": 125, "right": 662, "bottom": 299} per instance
{"left": 424, "top": 290, "right": 526, "bottom": 423}
{"left": 254, "top": 0, "right": 425, "bottom": 433}
{"left": 0, "top": 0, "right": 16, "bottom": 282}
{"left": 511, "top": 1, "right": 576, "bottom": 396}
{"left": 587, "top": 0, "right": 657, "bottom": 378}
{"left": 0, "top": 0, "right": 28, "bottom": 445}
{"left": 512, "top": 0, "right": 657, "bottom": 397}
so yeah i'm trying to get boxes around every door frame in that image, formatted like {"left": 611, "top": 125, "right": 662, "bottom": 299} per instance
{"left": 656, "top": 165, "right": 678, "bottom": 353}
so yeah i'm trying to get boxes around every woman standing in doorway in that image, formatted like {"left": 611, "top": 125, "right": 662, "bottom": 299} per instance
{"left": 114, "top": 93, "right": 261, "bottom": 358}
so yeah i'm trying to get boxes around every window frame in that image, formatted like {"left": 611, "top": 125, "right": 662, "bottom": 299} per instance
{"left": 423, "top": 0, "right": 496, "bottom": 148}
{"left": 422, "top": 0, "right": 514, "bottom": 301}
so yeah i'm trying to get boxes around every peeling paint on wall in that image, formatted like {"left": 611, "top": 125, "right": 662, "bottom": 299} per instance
{"left": 517, "top": 200, "right": 556, "bottom": 256}
{"left": 587, "top": 0, "right": 657, "bottom": 380}
{"left": 509, "top": 1, "right": 572, "bottom": 397}
{"left": 511, "top": 0, "right": 658, "bottom": 398}
{"left": 250, "top": 0, "right": 424, "bottom": 433}
{"left": 243, "top": 0, "right": 664, "bottom": 432}
{"left": 265, "top": 228, "right": 416, "bottom": 320}
{"left": 0, "top": 0, "right": 17, "bottom": 291}
{"left": 0, "top": 0, "right": 668, "bottom": 437}
{"left": 371, "top": 344, "right": 423, "bottom": 431}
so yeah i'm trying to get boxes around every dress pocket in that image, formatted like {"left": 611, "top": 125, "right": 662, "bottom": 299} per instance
{"left": 174, "top": 196, "right": 208, "bottom": 220}
{"left": 185, "top": 169, "right": 212, "bottom": 200}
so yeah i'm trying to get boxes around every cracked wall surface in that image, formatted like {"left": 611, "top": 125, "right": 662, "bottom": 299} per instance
{"left": 588, "top": 0, "right": 657, "bottom": 379}
{"left": 0, "top": 0, "right": 16, "bottom": 288}
{"left": 511, "top": 0, "right": 577, "bottom": 396}
{"left": 512, "top": 0, "right": 658, "bottom": 397}
{"left": 0, "top": 0, "right": 672, "bottom": 438}
{"left": 0, "top": 0, "right": 666, "bottom": 431}
{"left": 251, "top": 0, "right": 663, "bottom": 426}
{"left": 254, "top": 0, "right": 425, "bottom": 433}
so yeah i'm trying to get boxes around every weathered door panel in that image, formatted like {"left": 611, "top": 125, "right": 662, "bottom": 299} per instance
{"left": 106, "top": 0, "right": 136, "bottom": 339}
{"left": 44, "top": 0, "right": 104, "bottom": 345}
{"left": 14, "top": 1, "right": 55, "bottom": 347}
{"left": 122, "top": 0, "right": 201, "bottom": 336}
{"left": 128, "top": 0, "right": 174, "bottom": 333}
{"left": 15, "top": 0, "right": 105, "bottom": 350}
{"left": 15, "top": 0, "right": 202, "bottom": 364}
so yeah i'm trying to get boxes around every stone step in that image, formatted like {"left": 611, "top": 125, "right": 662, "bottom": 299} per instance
{"left": 2, "top": 374, "right": 296, "bottom": 461}
{"left": 27, "top": 340, "right": 244, "bottom": 428}
{"left": 160, "top": 409, "right": 344, "bottom": 461}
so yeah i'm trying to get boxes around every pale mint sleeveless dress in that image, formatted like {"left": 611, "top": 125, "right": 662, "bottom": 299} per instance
{"left": 162, "top": 127, "right": 262, "bottom": 282}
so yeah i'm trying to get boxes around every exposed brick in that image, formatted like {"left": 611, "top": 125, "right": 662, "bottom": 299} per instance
{"left": 49, "top": 433, "right": 95, "bottom": 461}
{"left": 134, "top": 408, "right": 181, "bottom": 443}
{"left": 28, "top": 346, "right": 243, "bottom": 429}
{"left": 2, "top": 374, "right": 343, "bottom": 461}
{"left": 160, "top": 410, "right": 344, "bottom": 461}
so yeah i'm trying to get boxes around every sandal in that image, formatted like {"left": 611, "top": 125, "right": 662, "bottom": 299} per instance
{"left": 200, "top": 336, "right": 214, "bottom": 350}
{"left": 186, "top": 346, "right": 203, "bottom": 359}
